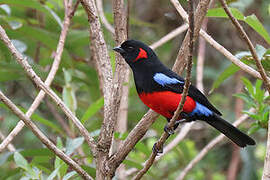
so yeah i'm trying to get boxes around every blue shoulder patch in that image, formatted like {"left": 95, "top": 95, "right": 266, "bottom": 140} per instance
{"left": 153, "top": 73, "right": 184, "bottom": 86}
{"left": 190, "top": 102, "right": 213, "bottom": 117}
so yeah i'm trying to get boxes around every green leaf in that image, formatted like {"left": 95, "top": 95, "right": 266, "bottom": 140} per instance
{"left": 20, "top": 148, "right": 54, "bottom": 157}
{"left": 244, "top": 15, "right": 270, "bottom": 44}
{"left": 14, "top": 152, "right": 28, "bottom": 170}
{"left": 0, "top": 0, "right": 62, "bottom": 27}
{"left": 47, "top": 167, "right": 60, "bottom": 180}
{"left": 207, "top": 8, "right": 270, "bottom": 44}
{"left": 0, "top": 152, "right": 13, "bottom": 166}
{"left": 66, "top": 137, "right": 84, "bottom": 155}
{"left": 255, "top": 80, "right": 263, "bottom": 103}
{"left": 31, "top": 113, "right": 64, "bottom": 134}
{"left": 81, "top": 97, "right": 104, "bottom": 124}
{"left": 63, "top": 69, "right": 77, "bottom": 114}
{"left": 11, "top": 39, "right": 27, "bottom": 53}
{"left": 207, "top": 7, "right": 245, "bottom": 20}
{"left": 63, "top": 171, "right": 77, "bottom": 180}
{"left": 248, "top": 124, "right": 260, "bottom": 134}
{"left": 241, "top": 77, "right": 254, "bottom": 97}
{"left": 135, "top": 141, "right": 151, "bottom": 157}
{"left": 255, "top": 44, "right": 267, "bottom": 60}
{"left": 0, "top": 4, "right": 10, "bottom": 15}
{"left": 81, "top": 165, "right": 96, "bottom": 178}
{"left": 233, "top": 93, "right": 255, "bottom": 107}
{"left": 210, "top": 63, "right": 240, "bottom": 93}
{"left": 55, "top": 137, "right": 68, "bottom": 178}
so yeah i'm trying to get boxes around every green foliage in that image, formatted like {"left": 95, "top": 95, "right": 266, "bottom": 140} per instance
{"left": 207, "top": 7, "right": 270, "bottom": 44}
{"left": 211, "top": 45, "right": 270, "bottom": 92}
{"left": 234, "top": 78, "right": 270, "bottom": 133}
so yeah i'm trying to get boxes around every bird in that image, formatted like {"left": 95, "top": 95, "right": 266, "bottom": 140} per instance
{"left": 113, "top": 39, "right": 255, "bottom": 149}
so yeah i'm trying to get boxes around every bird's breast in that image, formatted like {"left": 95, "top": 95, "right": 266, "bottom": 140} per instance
{"left": 138, "top": 91, "right": 196, "bottom": 119}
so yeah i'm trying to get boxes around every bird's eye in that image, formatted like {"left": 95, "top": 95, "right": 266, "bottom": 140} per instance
{"left": 126, "top": 46, "right": 134, "bottom": 51}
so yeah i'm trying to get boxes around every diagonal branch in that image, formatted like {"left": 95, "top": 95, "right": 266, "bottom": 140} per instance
{"left": 0, "top": 0, "right": 78, "bottom": 152}
{"left": 150, "top": 24, "right": 189, "bottom": 50}
{"left": 133, "top": 1, "right": 195, "bottom": 179}
{"left": 0, "top": 25, "right": 97, "bottom": 154}
{"left": 176, "top": 108, "right": 256, "bottom": 180}
{"left": 0, "top": 90, "right": 93, "bottom": 180}
{"left": 0, "top": 130, "right": 15, "bottom": 152}
{"left": 171, "top": 0, "right": 210, "bottom": 74}
{"left": 96, "top": 0, "right": 115, "bottom": 34}
{"left": 218, "top": 0, "right": 270, "bottom": 93}
{"left": 172, "top": 0, "right": 270, "bottom": 82}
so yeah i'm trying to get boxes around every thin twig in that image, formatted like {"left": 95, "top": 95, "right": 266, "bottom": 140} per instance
{"left": 0, "top": 91, "right": 93, "bottom": 180}
{"left": 172, "top": 0, "right": 270, "bottom": 82}
{"left": 150, "top": 24, "right": 189, "bottom": 50}
{"left": 176, "top": 108, "right": 256, "bottom": 180}
{"left": 196, "top": 19, "right": 208, "bottom": 93}
{"left": 156, "top": 122, "right": 194, "bottom": 161}
{"left": 171, "top": 0, "right": 210, "bottom": 75}
{"left": 96, "top": 0, "right": 115, "bottom": 34}
{"left": 133, "top": 1, "right": 195, "bottom": 179}
{"left": 0, "top": 130, "right": 15, "bottom": 152}
{"left": 0, "top": 25, "right": 97, "bottom": 154}
{"left": 0, "top": 0, "right": 78, "bottom": 152}
{"left": 218, "top": 0, "right": 270, "bottom": 93}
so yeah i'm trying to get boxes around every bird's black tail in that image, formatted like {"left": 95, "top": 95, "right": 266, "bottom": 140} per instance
{"left": 203, "top": 114, "right": 255, "bottom": 147}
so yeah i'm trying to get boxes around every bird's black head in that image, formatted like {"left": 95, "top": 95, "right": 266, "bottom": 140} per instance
{"left": 113, "top": 39, "right": 155, "bottom": 66}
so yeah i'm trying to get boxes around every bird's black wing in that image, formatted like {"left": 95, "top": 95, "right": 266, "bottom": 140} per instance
{"left": 153, "top": 70, "right": 222, "bottom": 116}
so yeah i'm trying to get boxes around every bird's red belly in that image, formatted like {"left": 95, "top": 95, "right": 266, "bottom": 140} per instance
{"left": 139, "top": 91, "right": 196, "bottom": 119}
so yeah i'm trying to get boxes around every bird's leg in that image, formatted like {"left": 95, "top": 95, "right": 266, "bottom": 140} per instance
{"left": 164, "top": 112, "right": 190, "bottom": 135}
{"left": 153, "top": 112, "right": 190, "bottom": 154}
{"left": 152, "top": 142, "right": 163, "bottom": 154}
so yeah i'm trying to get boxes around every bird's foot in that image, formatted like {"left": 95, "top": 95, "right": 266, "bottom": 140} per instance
{"left": 164, "top": 124, "right": 175, "bottom": 135}
{"left": 164, "top": 119, "right": 190, "bottom": 135}
{"left": 152, "top": 142, "right": 163, "bottom": 155}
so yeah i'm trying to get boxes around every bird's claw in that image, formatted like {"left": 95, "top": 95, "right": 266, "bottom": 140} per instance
{"left": 164, "top": 124, "right": 175, "bottom": 135}
{"left": 152, "top": 142, "right": 163, "bottom": 155}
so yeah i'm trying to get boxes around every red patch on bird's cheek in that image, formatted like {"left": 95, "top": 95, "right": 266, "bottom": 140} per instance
{"left": 133, "top": 48, "right": 148, "bottom": 62}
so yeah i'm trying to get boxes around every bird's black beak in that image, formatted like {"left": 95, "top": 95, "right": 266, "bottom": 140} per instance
{"left": 113, "top": 46, "right": 125, "bottom": 54}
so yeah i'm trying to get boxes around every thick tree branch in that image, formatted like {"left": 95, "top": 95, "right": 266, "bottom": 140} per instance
{"left": 0, "top": 91, "right": 93, "bottom": 179}
{"left": 176, "top": 108, "right": 256, "bottom": 180}
{"left": 80, "top": 0, "right": 130, "bottom": 178}
{"left": 0, "top": 25, "right": 97, "bottom": 154}
{"left": 80, "top": 0, "right": 114, "bottom": 155}
{"left": 112, "top": 2, "right": 129, "bottom": 179}
{"left": 0, "top": 0, "right": 77, "bottom": 152}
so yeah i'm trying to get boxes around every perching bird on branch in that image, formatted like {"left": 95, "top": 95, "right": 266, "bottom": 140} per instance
{"left": 113, "top": 39, "right": 255, "bottom": 149}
